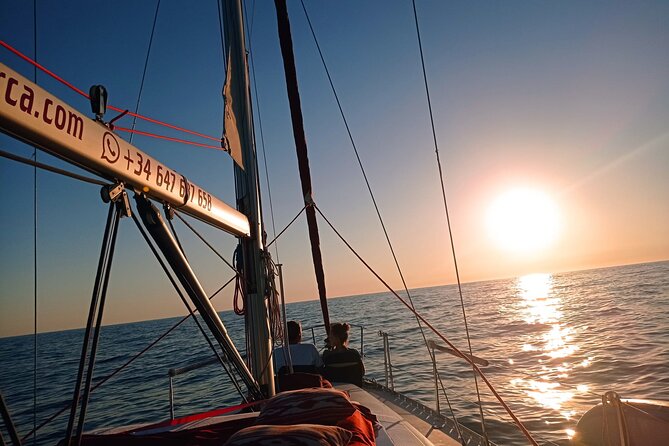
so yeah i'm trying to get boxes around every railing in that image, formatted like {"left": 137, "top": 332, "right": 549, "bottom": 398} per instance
{"left": 164, "top": 327, "right": 493, "bottom": 421}
{"left": 427, "top": 339, "right": 489, "bottom": 415}
{"left": 379, "top": 330, "right": 394, "bottom": 390}
{"left": 302, "top": 323, "right": 365, "bottom": 358}
{"left": 167, "top": 357, "right": 222, "bottom": 419}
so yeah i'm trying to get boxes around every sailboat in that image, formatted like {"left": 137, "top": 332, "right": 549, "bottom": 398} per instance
{"left": 1, "top": 1, "right": 667, "bottom": 445}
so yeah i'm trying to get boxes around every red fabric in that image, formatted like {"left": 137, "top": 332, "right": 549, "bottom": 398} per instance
{"left": 256, "top": 388, "right": 356, "bottom": 426}
{"left": 336, "top": 409, "right": 376, "bottom": 446}
{"left": 277, "top": 372, "right": 333, "bottom": 392}
{"left": 132, "top": 400, "right": 263, "bottom": 431}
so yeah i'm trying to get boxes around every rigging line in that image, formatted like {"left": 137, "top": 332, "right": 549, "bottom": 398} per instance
{"left": 0, "top": 40, "right": 222, "bottom": 144}
{"left": 245, "top": 3, "right": 280, "bottom": 262}
{"left": 297, "top": 0, "right": 459, "bottom": 431}
{"left": 75, "top": 206, "right": 122, "bottom": 444}
{"left": 410, "top": 0, "right": 489, "bottom": 442}
{"left": 21, "top": 276, "right": 236, "bottom": 442}
{"left": 113, "top": 127, "right": 225, "bottom": 150}
{"left": 265, "top": 204, "right": 307, "bottom": 248}
{"left": 172, "top": 211, "right": 238, "bottom": 274}
{"left": 245, "top": 0, "right": 258, "bottom": 44}
{"left": 130, "top": 211, "right": 249, "bottom": 402}
{"left": 0, "top": 149, "right": 107, "bottom": 186}
{"left": 470, "top": 401, "right": 562, "bottom": 446}
{"left": 315, "top": 205, "right": 539, "bottom": 446}
{"left": 65, "top": 202, "right": 117, "bottom": 445}
{"left": 128, "top": 0, "right": 161, "bottom": 144}
{"left": 32, "top": 1, "right": 38, "bottom": 443}
{"left": 164, "top": 205, "right": 188, "bottom": 261}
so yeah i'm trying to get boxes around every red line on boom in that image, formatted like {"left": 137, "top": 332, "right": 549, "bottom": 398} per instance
{"left": 1, "top": 40, "right": 223, "bottom": 145}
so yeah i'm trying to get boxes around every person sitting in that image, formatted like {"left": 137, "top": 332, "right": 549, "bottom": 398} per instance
{"left": 273, "top": 321, "right": 322, "bottom": 375}
{"left": 322, "top": 322, "right": 365, "bottom": 386}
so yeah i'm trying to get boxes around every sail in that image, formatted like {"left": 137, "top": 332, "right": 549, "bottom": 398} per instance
{"left": 223, "top": 52, "right": 244, "bottom": 169}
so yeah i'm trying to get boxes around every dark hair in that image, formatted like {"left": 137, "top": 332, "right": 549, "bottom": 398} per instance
{"left": 287, "top": 321, "right": 301, "bottom": 344}
{"left": 330, "top": 322, "right": 350, "bottom": 344}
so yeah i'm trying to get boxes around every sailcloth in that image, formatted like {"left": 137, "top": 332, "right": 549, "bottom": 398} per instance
{"left": 223, "top": 53, "right": 244, "bottom": 169}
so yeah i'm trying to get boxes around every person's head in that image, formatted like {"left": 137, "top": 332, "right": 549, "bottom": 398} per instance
{"left": 287, "top": 321, "right": 302, "bottom": 344}
{"left": 328, "top": 322, "right": 350, "bottom": 348}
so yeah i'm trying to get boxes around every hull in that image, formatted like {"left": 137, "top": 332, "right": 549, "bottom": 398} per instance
{"left": 574, "top": 398, "right": 669, "bottom": 446}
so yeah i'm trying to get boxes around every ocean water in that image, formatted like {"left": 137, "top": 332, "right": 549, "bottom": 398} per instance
{"left": 1, "top": 261, "right": 668, "bottom": 445}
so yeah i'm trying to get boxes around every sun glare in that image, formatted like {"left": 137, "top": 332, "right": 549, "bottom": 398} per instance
{"left": 486, "top": 188, "right": 560, "bottom": 254}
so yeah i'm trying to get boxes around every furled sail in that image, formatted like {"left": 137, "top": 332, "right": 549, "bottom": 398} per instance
{"left": 222, "top": 53, "right": 244, "bottom": 169}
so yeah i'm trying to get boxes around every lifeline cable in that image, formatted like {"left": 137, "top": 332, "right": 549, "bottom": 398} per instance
{"left": 315, "top": 204, "right": 538, "bottom": 446}
{"left": 21, "top": 276, "right": 236, "bottom": 441}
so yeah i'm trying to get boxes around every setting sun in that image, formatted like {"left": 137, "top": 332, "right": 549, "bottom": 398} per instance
{"left": 486, "top": 188, "right": 561, "bottom": 254}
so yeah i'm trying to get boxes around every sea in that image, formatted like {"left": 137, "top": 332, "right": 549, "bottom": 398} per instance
{"left": 1, "top": 260, "right": 668, "bottom": 445}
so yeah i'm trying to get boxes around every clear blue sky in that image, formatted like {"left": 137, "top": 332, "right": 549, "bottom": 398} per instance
{"left": 2, "top": 0, "right": 668, "bottom": 336}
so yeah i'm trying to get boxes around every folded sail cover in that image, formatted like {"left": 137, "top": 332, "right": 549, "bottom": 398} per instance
{"left": 223, "top": 53, "right": 244, "bottom": 169}
{"left": 0, "top": 62, "right": 250, "bottom": 237}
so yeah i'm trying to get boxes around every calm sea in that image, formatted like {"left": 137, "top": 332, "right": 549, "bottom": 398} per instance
{"left": 1, "top": 261, "right": 668, "bottom": 445}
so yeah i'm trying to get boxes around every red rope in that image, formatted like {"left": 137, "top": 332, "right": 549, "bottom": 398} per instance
{"left": 114, "top": 127, "right": 225, "bottom": 151}
{"left": 1, "top": 40, "right": 223, "bottom": 144}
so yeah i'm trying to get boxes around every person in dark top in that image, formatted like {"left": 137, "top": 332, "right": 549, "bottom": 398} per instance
{"left": 322, "top": 322, "right": 365, "bottom": 386}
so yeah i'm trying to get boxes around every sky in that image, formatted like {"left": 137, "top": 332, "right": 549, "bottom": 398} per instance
{"left": 1, "top": 0, "right": 668, "bottom": 337}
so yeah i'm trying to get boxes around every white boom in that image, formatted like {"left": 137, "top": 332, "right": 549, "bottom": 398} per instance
{"left": 0, "top": 63, "right": 250, "bottom": 237}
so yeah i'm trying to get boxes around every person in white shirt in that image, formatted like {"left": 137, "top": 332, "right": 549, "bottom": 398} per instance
{"left": 273, "top": 321, "right": 323, "bottom": 373}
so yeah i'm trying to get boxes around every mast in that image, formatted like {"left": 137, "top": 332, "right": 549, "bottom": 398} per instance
{"left": 274, "top": 0, "right": 331, "bottom": 334}
{"left": 222, "top": 0, "right": 275, "bottom": 395}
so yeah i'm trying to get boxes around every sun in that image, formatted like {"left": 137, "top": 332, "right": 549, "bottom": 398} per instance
{"left": 486, "top": 188, "right": 561, "bottom": 254}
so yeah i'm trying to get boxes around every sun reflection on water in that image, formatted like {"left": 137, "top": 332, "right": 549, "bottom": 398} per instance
{"left": 512, "top": 273, "right": 585, "bottom": 419}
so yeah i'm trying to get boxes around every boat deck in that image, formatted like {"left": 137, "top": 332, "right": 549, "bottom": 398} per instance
{"left": 339, "top": 383, "right": 460, "bottom": 446}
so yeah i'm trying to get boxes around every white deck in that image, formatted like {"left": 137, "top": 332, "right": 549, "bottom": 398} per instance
{"left": 92, "top": 384, "right": 459, "bottom": 445}
{"left": 338, "top": 383, "right": 461, "bottom": 446}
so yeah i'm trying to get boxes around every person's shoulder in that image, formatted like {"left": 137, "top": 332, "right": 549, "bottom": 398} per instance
{"left": 346, "top": 347, "right": 362, "bottom": 358}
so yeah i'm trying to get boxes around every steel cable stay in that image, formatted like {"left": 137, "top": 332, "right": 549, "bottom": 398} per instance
{"left": 21, "top": 276, "right": 236, "bottom": 442}
{"left": 129, "top": 209, "right": 250, "bottom": 404}
{"left": 314, "top": 204, "right": 539, "bottom": 446}
{"left": 244, "top": 0, "right": 281, "bottom": 263}
{"left": 298, "top": 3, "right": 466, "bottom": 443}
{"left": 128, "top": 0, "right": 161, "bottom": 145}
{"left": 172, "top": 211, "right": 238, "bottom": 274}
{"left": 31, "top": 2, "right": 39, "bottom": 442}
{"left": 410, "top": 0, "right": 491, "bottom": 443}
{"left": 64, "top": 196, "right": 123, "bottom": 446}
{"left": 0, "top": 148, "right": 107, "bottom": 186}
